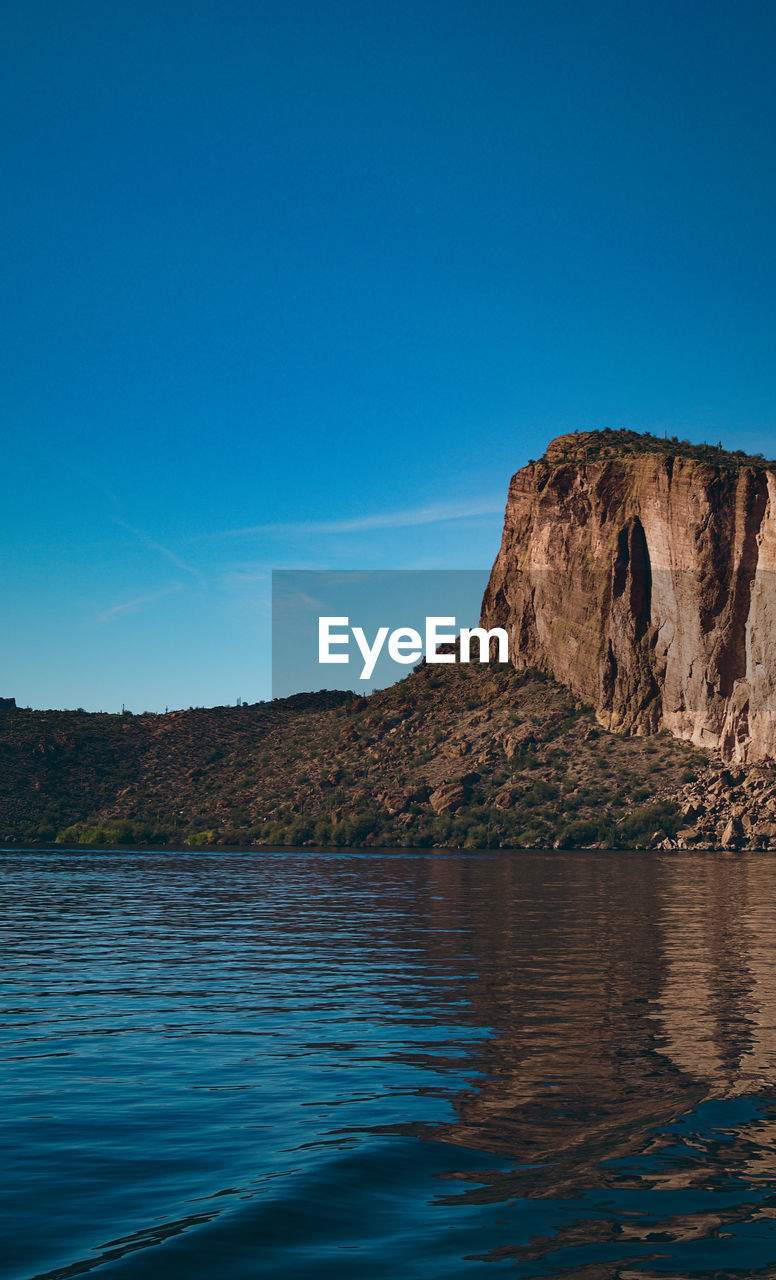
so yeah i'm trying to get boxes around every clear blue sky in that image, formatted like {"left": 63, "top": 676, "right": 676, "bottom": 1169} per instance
{"left": 3, "top": 0, "right": 776, "bottom": 710}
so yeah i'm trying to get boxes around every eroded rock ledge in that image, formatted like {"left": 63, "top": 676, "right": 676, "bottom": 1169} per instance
{"left": 481, "top": 429, "right": 776, "bottom": 764}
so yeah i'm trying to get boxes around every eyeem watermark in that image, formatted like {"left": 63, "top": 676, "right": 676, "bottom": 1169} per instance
{"left": 319, "top": 616, "right": 508, "bottom": 680}
{"left": 272, "top": 569, "right": 499, "bottom": 699}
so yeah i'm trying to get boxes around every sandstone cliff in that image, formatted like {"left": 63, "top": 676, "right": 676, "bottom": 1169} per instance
{"left": 481, "top": 429, "right": 776, "bottom": 763}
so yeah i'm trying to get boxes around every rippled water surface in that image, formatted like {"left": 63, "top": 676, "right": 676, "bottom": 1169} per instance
{"left": 5, "top": 850, "right": 776, "bottom": 1278}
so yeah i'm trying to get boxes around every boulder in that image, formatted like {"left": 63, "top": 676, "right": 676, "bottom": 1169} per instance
{"left": 429, "top": 782, "right": 466, "bottom": 814}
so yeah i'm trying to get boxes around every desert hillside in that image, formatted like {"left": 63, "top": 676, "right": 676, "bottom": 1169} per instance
{"left": 3, "top": 657, "right": 773, "bottom": 850}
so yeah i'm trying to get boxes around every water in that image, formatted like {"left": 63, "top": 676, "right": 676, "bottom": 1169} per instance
{"left": 3, "top": 851, "right": 776, "bottom": 1279}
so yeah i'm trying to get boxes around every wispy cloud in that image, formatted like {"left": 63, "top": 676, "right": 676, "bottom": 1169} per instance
{"left": 98, "top": 583, "right": 183, "bottom": 624}
{"left": 114, "top": 519, "right": 206, "bottom": 586}
{"left": 203, "top": 496, "right": 505, "bottom": 541}
{"left": 69, "top": 467, "right": 206, "bottom": 587}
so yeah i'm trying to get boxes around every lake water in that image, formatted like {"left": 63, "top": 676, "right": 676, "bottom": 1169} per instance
{"left": 4, "top": 850, "right": 776, "bottom": 1278}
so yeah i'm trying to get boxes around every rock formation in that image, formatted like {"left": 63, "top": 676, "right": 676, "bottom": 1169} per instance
{"left": 481, "top": 429, "right": 776, "bottom": 764}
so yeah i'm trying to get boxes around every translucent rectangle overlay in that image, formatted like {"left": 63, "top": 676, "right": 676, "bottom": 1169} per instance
{"left": 271, "top": 570, "right": 490, "bottom": 699}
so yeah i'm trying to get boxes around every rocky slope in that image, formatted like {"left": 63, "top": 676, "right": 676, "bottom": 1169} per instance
{"left": 0, "top": 662, "right": 717, "bottom": 850}
{"left": 482, "top": 429, "right": 776, "bottom": 765}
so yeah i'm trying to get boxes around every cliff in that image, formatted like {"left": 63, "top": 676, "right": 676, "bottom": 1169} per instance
{"left": 481, "top": 429, "right": 776, "bottom": 764}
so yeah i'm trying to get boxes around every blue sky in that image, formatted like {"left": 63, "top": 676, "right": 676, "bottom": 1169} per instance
{"left": 3, "top": 0, "right": 776, "bottom": 710}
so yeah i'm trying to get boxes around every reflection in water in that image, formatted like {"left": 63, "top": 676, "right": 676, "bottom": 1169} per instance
{"left": 411, "top": 854, "right": 776, "bottom": 1274}
{"left": 657, "top": 858, "right": 776, "bottom": 1094}
{"left": 3, "top": 850, "right": 776, "bottom": 1278}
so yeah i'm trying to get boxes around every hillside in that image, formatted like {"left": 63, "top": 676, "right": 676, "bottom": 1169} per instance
{"left": 2, "top": 657, "right": 773, "bottom": 851}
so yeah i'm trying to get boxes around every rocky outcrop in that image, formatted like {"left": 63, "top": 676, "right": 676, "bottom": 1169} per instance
{"left": 671, "top": 762, "right": 776, "bottom": 849}
{"left": 481, "top": 430, "right": 776, "bottom": 763}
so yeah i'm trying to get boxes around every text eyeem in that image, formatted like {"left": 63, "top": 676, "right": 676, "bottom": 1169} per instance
{"left": 318, "top": 616, "right": 509, "bottom": 681}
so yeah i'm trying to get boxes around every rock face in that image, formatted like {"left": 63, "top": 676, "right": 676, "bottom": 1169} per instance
{"left": 481, "top": 430, "right": 776, "bottom": 763}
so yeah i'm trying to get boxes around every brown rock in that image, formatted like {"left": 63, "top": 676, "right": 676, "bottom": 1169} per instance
{"left": 721, "top": 816, "right": 743, "bottom": 848}
{"left": 481, "top": 431, "right": 776, "bottom": 764}
{"left": 676, "top": 826, "right": 700, "bottom": 843}
{"left": 681, "top": 801, "right": 702, "bottom": 820}
{"left": 429, "top": 782, "right": 466, "bottom": 814}
{"left": 501, "top": 729, "right": 536, "bottom": 759}
{"left": 403, "top": 784, "right": 430, "bottom": 802}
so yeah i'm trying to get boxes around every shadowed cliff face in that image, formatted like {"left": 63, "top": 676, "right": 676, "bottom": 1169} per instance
{"left": 481, "top": 432, "right": 776, "bottom": 763}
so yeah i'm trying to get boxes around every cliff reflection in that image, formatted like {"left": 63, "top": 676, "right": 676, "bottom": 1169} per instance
{"left": 411, "top": 853, "right": 776, "bottom": 1204}
{"left": 655, "top": 856, "right": 776, "bottom": 1095}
